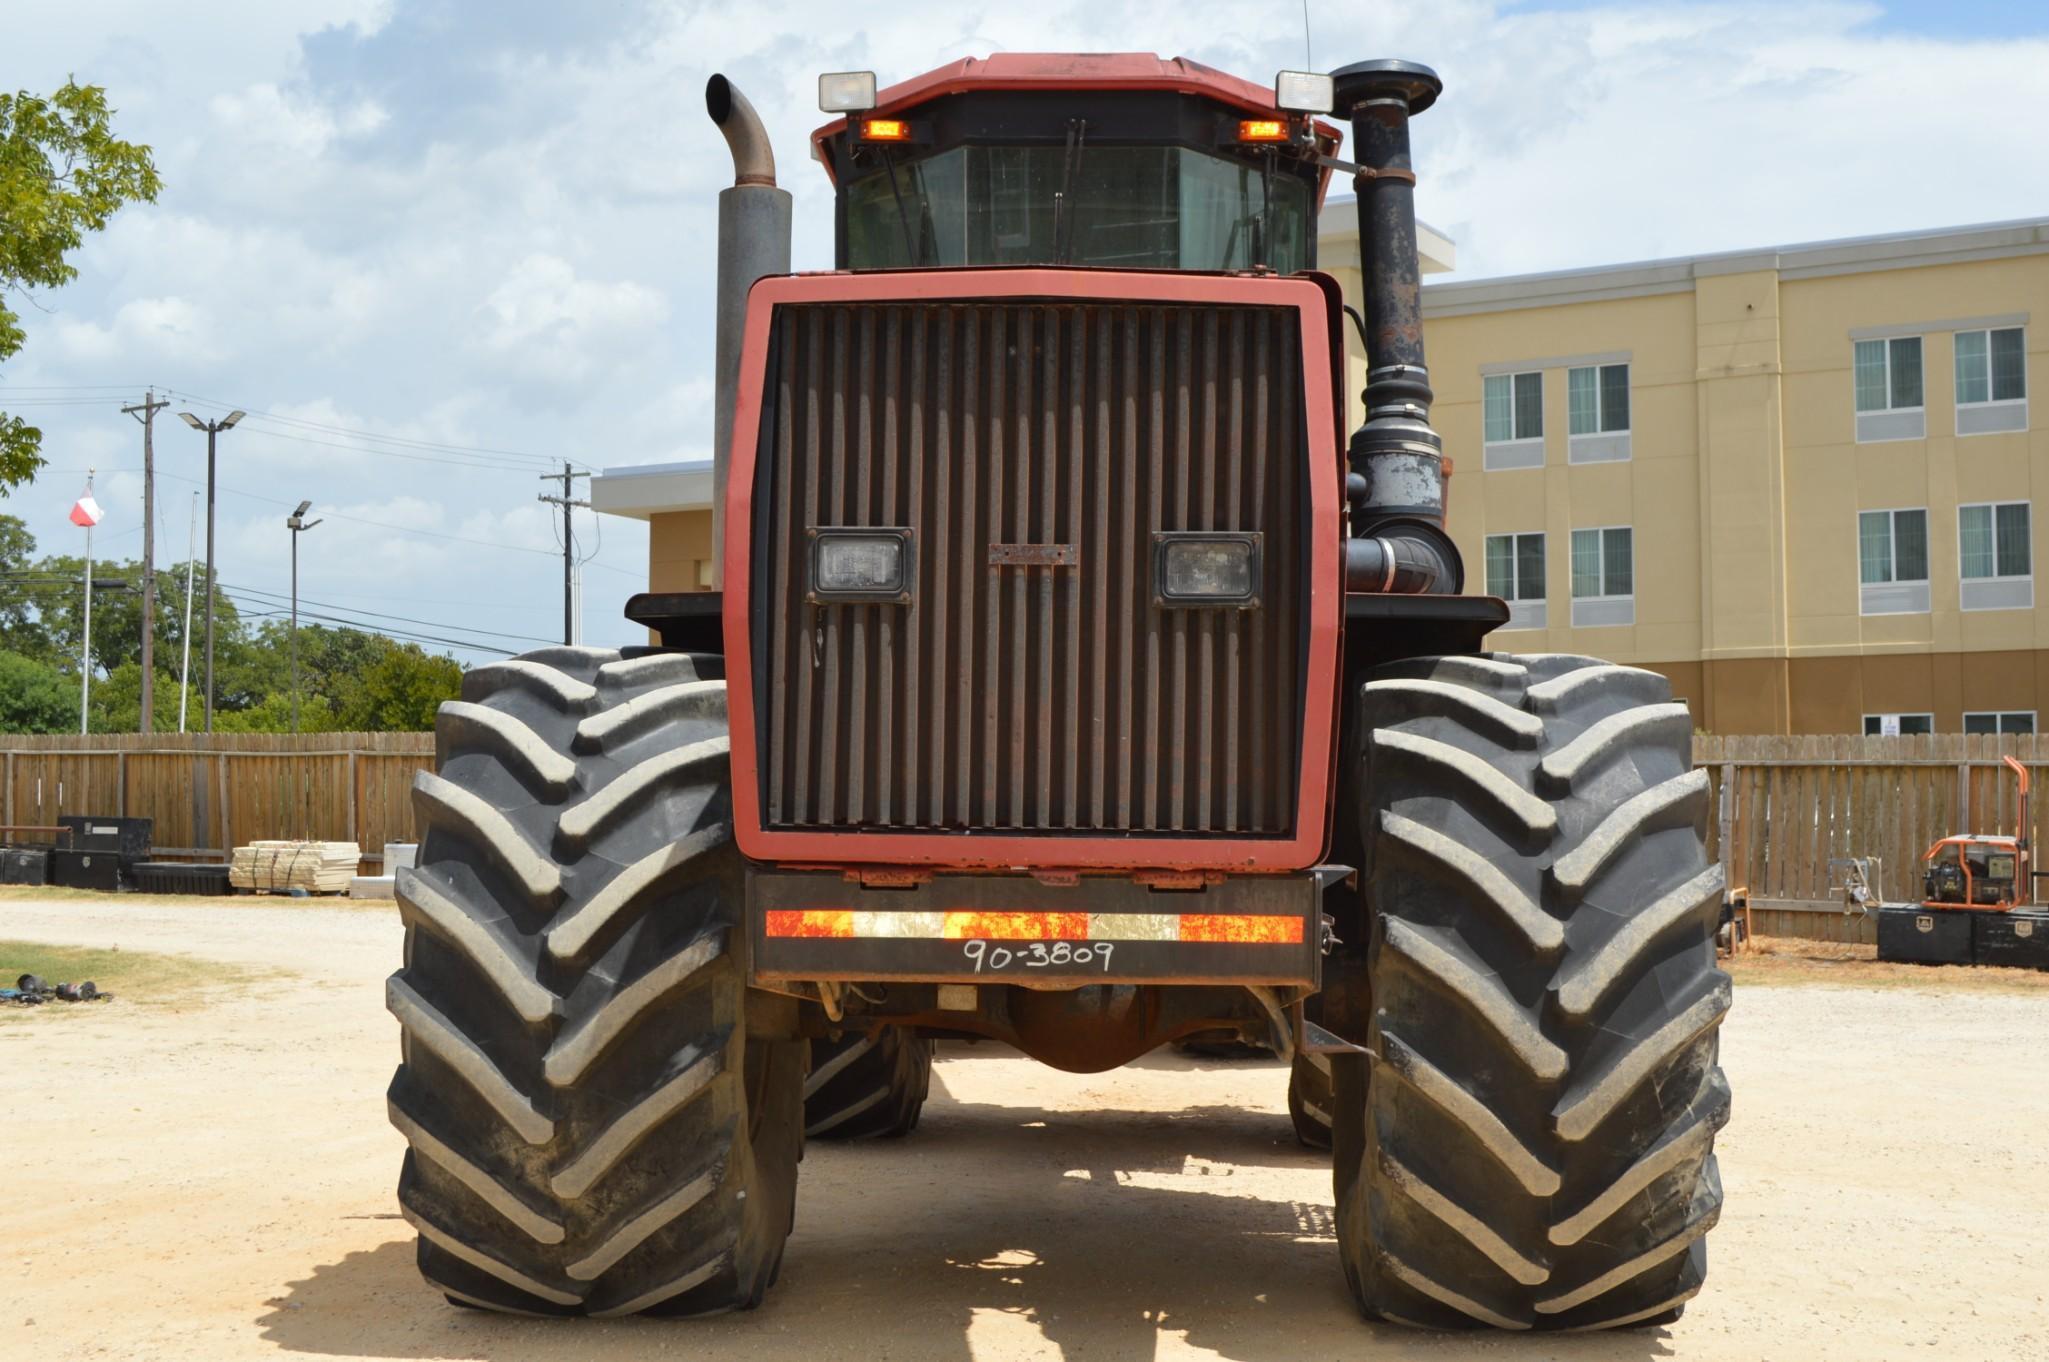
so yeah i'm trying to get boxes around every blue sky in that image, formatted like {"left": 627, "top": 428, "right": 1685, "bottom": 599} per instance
{"left": 3, "top": 1, "right": 2046, "bottom": 662}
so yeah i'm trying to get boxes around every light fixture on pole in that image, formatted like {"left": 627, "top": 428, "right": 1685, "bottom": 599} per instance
{"left": 178, "top": 408, "right": 244, "bottom": 732}
{"left": 178, "top": 490, "right": 198, "bottom": 732}
{"left": 287, "top": 499, "right": 322, "bottom": 733}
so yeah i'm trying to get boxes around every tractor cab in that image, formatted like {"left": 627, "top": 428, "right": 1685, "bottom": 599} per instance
{"left": 810, "top": 55, "right": 1342, "bottom": 273}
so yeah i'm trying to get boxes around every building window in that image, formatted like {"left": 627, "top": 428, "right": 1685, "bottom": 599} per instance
{"left": 1569, "top": 526, "right": 1633, "bottom": 627}
{"left": 1483, "top": 371, "right": 1544, "bottom": 470}
{"left": 1959, "top": 501, "right": 2032, "bottom": 611}
{"left": 1485, "top": 531, "right": 1546, "bottom": 629}
{"left": 1964, "top": 711, "right": 2036, "bottom": 736}
{"left": 1955, "top": 326, "right": 2028, "bottom": 435}
{"left": 1863, "top": 713, "right": 1934, "bottom": 736}
{"left": 1854, "top": 335, "right": 1925, "bottom": 442}
{"left": 1567, "top": 362, "right": 1631, "bottom": 463}
{"left": 1858, "top": 508, "right": 1930, "bottom": 615}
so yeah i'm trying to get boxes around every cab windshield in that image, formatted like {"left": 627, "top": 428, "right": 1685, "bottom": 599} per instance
{"left": 846, "top": 143, "right": 1311, "bottom": 273}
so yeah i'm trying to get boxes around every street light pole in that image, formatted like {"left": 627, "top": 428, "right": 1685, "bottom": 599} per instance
{"left": 287, "top": 501, "right": 322, "bottom": 733}
{"left": 179, "top": 409, "right": 244, "bottom": 732}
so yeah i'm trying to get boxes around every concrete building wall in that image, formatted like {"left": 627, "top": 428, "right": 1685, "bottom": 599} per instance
{"left": 1378, "top": 217, "right": 2049, "bottom": 734}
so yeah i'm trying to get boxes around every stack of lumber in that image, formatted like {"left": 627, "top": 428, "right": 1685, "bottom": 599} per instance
{"left": 229, "top": 841, "right": 361, "bottom": 894}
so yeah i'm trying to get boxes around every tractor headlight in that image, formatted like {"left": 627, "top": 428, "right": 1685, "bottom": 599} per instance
{"left": 818, "top": 71, "right": 878, "bottom": 113}
{"left": 1273, "top": 70, "right": 1335, "bottom": 115}
{"left": 1154, "top": 532, "right": 1262, "bottom": 608}
{"left": 808, "top": 528, "right": 913, "bottom": 603}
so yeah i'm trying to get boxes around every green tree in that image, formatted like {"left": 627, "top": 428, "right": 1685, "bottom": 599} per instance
{"left": 0, "top": 650, "right": 74, "bottom": 732}
{"left": 337, "top": 644, "right": 463, "bottom": 731}
{"left": 1, "top": 81, "right": 162, "bottom": 489}
{"left": 0, "top": 513, "right": 48, "bottom": 650}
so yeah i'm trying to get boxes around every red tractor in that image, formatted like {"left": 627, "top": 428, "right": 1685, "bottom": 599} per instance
{"left": 385, "top": 53, "right": 1729, "bottom": 1331}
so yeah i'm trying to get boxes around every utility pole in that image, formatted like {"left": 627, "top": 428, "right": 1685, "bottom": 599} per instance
{"left": 178, "top": 409, "right": 244, "bottom": 732}
{"left": 286, "top": 501, "right": 322, "bottom": 733}
{"left": 123, "top": 390, "right": 168, "bottom": 732}
{"left": 538, "top": 462, "right": 590, "bottom": 645}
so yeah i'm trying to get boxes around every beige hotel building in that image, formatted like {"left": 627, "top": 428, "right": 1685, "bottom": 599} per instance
{"left": 598, "top": 210, "right": 2049, "bottom": 737}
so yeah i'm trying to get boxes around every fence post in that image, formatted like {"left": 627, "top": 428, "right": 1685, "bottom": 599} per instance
{"left": 1718, "top": 762, "right": 1735, "bottom": 888}
{"left": 3, "top": 751, "right": 12, "bottom": 830}
{"left": 117, "top": 750, "right": 128, "bottom": 816}
{"left": 1957, "top": 763, "right": 1970, "bottom": 833}
{"left": 217, "top": 752, "right": 232, "bottom": 861}
{"left": 346, "top": 750, "right": 358, "bottom": 847}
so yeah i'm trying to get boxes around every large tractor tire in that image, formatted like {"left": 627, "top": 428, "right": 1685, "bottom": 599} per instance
{"left": 1287, "top": 1050, "right": 1334, "bottom": 1150}
{"left": 1334, "top": 652, "right": 1729, "bottom": 1331}
{"left": 385, "top": 646, "right": 804, "bottom": 1318}
{"left": 804, "top": 1026, "right": 933, "bottom": 1139}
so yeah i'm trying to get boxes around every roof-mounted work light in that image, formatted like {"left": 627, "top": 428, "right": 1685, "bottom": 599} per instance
{"left": 1273, "top": 70, "right": 1334, "bottom": 114}
{"left": 819, "top": 71, "right": 878, "bottom": 113}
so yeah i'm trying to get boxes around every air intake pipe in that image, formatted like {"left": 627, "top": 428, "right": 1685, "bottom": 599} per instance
{"left": 1332, "top": 59, "right": 1461, "bottom": 595}
{"left": 706, "top": 74, "right": 792, "bottom": 587}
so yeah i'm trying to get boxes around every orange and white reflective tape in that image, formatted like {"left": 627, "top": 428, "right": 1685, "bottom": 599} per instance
{"left": 763, "top": 909, "right": 1302, "bottom": 944}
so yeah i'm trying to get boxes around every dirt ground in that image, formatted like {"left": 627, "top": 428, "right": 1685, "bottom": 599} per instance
{"left": 3, "top": 893, "right": 2047, "bottom": 1361}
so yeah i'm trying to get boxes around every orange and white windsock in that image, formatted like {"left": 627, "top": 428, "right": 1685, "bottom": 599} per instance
{"left": 69, "top": 483, "right": 104, "bottom": 528}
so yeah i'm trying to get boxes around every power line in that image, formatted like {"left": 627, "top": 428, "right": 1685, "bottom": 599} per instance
{"left": 160, "top": 390, "right": 583, "bottom": 471}
{"left": 225, "top": 582, "right": 557, "bottom": 645}
{"left": 151, "top": 469, "right": 566, "bottom": 561}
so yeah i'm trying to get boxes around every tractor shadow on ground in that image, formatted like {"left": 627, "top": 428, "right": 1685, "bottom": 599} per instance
{"left": 256, "top": 1072, "right": 1680, "bottom": 1362}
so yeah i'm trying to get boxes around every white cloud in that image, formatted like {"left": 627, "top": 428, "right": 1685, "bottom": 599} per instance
{"left": 478, "top": 253, "right": 669, "bottom": 383}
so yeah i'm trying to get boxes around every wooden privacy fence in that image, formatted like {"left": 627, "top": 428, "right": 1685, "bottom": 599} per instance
{"left": 1, "top": 732, "right": 435, "bottom": 871}
{"left": 1696, "top": 733, "right": 2049, "bottom": 945}
{"left": 3, "top": 729, "right": 2038, "bottom": 939}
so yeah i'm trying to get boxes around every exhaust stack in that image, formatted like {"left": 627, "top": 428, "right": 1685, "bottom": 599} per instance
{"left": 706, "top": 74, "right": 793, "bottom": 587}
{"left": 1332, "top": 59, "right": 1461, "bottom": 595}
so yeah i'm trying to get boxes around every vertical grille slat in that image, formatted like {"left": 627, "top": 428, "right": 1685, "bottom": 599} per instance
{"left": 757, "top": 297, "right": 1307, "bottom": 838}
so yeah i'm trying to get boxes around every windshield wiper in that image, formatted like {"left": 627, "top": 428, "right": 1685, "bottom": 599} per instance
{"left": 880, "top": 146, "right": 925, "bottom": 266}
{"left": 1053, "top": 118, "right": 1089, "bottom": 264}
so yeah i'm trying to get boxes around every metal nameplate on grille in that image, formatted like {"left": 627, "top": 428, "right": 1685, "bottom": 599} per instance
{"left": 988, "top": 543, "right": 1078, "bottom": 568}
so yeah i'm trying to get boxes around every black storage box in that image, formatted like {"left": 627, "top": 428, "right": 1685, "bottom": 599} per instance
{"left": 1, "top": 848, "right": 50, "bottom": 886}
{"left": 57, "top": 815, "right": 154, "bottom": 860}
{"left": 1877, "top": 905, "right": 1976, "bottom": 965}
{"left": 130, "top": 862, "right": 233, "bottom": 896}
{"left": 1972, "top": 910, "right": 2049, "bottom": 971}
{"left": 48, "top": 848, "right": 124, "bottom": 892}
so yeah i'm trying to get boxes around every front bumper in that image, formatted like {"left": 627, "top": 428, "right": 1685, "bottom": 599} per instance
{"left": 747, "top": 868, "right": 1321, "bottom": 988}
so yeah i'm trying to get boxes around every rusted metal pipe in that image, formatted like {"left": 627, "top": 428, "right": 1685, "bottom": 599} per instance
{"left": 706, "top": 75, "right": 792, "bottom": 587}
{"left": 705, "top": 73, "right": 777, "bottom": 188}
{"left": 1331, "top": 59, "right": 1460, "bottom": 593}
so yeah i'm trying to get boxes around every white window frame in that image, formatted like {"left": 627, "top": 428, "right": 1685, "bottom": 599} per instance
{"left": 1863, "top": 713, "right": 1934, "bottom": 736}
{"left": 1483, "top": 370, "right": 1544, "bottom": 471}
{"left": 1566, "top": 362, "right": 1632, "bottom": 464}
{"left": 1569, "top": 524, "right": 1634, "bottom": 628}
{"left": 1954, "top": 325, "right": 2028, "bottom": 436}
{"left": 1854, "top": 334, "right": 1926, "bottom": 443}
{"left": 1484, "top": 531, "right": 1547, "bottom": 631}
{"left": 1858, "top": 506, "right": 1931, "bottom": 616}
{"left": 1958, "top": 500, "right": 2033, "bottom": 612}
{"left": 1963, "top": 710, "right": 2037, "bottom": 737}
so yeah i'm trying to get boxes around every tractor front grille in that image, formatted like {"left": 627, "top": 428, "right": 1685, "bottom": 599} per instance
{"left": 750, "top": 296, "right": 1309, "bottom": 836}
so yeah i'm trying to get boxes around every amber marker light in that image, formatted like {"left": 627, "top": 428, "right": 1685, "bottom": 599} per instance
{"left": 1237, "top": 119, "right": 1290, "bottom": 142}
{"left": 861, "top": 118, "right": 913, "bottom": 141}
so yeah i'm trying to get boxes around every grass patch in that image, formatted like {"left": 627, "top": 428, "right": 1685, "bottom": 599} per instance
{"left": 1, "top": 940, "right": 283, "bottom": 1017}
{"left": 1727, "top": 935, "right": 2049, "bottom": 995}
